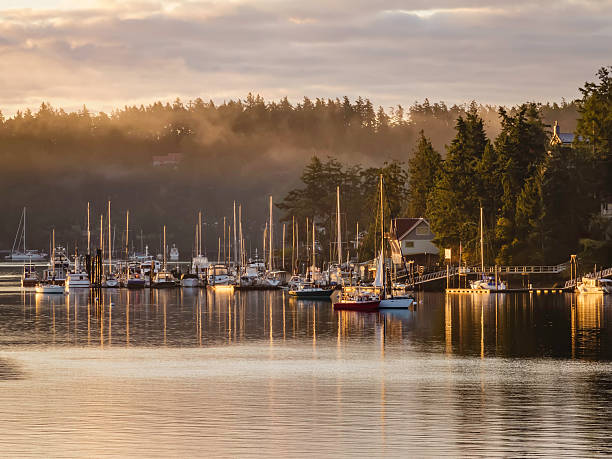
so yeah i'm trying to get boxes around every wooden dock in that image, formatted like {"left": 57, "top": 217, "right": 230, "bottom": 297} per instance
{"left": 446, "top": 288, "right": 567, "bottom": 294}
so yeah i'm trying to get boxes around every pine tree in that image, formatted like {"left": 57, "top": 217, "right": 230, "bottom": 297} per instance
{"left": 406, "top": 131, "right": 441, "bottom": 217}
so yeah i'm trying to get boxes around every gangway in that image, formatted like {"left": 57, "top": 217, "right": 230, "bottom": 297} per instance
{"left": 400, "top": 263, "right": 569, "bottom": 287}
{"left": 565, "top": 266, "right": 612, "bottom": 289}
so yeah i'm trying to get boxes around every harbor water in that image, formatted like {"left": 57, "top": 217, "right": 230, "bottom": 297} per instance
{"left": 0, "top": 275, "right": 611, "bottom": 456}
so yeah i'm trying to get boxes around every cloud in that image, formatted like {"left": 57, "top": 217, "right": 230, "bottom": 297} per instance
{"left": 0, "top": 0, "right": 609, "bottom": 114}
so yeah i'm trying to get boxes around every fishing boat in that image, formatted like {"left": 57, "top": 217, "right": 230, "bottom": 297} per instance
{"left": 333, "top": 286, "right": 380, "bottom": 311}
{"left": 5, "top": 207, "right": 47, "bottom": 261}
{"left": 126, "top": 267, "right": 146, "bottom": 289}
{"left": 21, "top": 264, "right": 39, "bottom": 287}
{"left": 576, "top": 276, "right": 612, "bottom": 294}
{"left": 104, "top": 273, "right": 120, "bottom": 288}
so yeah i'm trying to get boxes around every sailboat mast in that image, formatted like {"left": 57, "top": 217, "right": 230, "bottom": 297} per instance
{"left": 23, "top": 207, "right": 26, "bottom": 252}
{"left": 282, "top": 223, "right": 286, "bottom": 270}
{"left": 163, "top": 225, "right": 167, "bottom": 270}
{"left": 337, "top": 186, "right": 342, "bottom": 266}
{"left": 238, "top": 204, "right": 243, "bottom": 267}
{"left": 380, "top": 174, "right": 385, "bottom": 293}
{"left": 292, "top": 216, "right": 295, "bottom": 274}
{"left": 52, "top": 229, "right": 55, "bottom": 276}
{"left": 107, "top": 201, "right": 112, "bottom": 273}
{"left": 198, "top": 211, "right": 202, "bottom": 256}
{"left": 312, "top": 219, "right": 315, "bottom": 277}
{"left": 269, "top": 195, "right": 273, "bottom": 270}
{"left": 125, "top": 210, "right": 129, "bottom": 261}
{"left": 223, "top": 217, "right": 226, "bottom": 265}
{"left": 87, "top": 202, "right": 90, "bottom": 256}
{"left": 233, "top": 201, "right": 237, "bottom": 265}
{"left": 480, "top": 206, "right": 484, "bottom": 273}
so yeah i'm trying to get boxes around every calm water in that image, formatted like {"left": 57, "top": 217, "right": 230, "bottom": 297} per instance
{"left": 0, "top": 277, "right": 611, "bottom": 457}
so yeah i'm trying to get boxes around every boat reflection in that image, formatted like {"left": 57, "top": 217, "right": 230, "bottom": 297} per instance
{"left": 1, "top": 291, "right": 610, "bottom": 359}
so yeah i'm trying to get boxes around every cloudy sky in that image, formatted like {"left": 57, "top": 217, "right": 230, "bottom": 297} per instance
{"left": 0, "top": 0, "right": 609, "bottom": 114}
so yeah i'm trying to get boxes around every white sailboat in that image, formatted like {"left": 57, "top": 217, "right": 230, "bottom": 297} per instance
{"left": 469, "top": 206, "right": 506, "bottom": 291}
{"left": 375, "top": 175, "right": 415, "bottom": 309}
{"left": 6, "top": 207, "right": 47, "bottom": 260}
{"left": 36, "top": 230, "right": 64, "bottom": 294}
{"left": 104, "top": 201, "right": 119, "bottom": 287}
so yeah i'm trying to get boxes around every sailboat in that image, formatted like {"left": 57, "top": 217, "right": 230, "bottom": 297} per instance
{"left": 35, "top": 230, "right": 65, "bottom": 294}
{"left": 289, "top": 219, "right": 334, "bottom": 299}
{"left": 152, "top": 225, "right": 177, "bottom": 288}
{"left": 104, "top": 201, "right": 119, "bottom": 288}
{"left": 6, "top": 207, "right": 47, "bottom": 260}
{"left": 469, "top": 206, "right": 506, "bottom": 291}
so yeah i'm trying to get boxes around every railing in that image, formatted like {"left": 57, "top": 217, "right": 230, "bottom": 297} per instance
{"left": 403, "top": 263, "right": 570, "bottom": 286}
{"left": 565, "top": 266, "right": 612, "bottom": 288}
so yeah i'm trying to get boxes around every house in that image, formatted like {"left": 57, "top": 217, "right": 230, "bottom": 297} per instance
{"left": 153, "top": 153, "right": 183, "bottom": 167}
{"left": 390, "top": 217, "right": 439, "bottom": 266}
{"left": 549, "top": 121, "right": 575, "bottom": 147}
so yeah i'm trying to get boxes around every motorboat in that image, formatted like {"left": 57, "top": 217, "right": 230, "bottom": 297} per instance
{"left": 35, "top": 283, "right": 65, "bottom": 294}
{"left": 21, "top": 264, "right": 39, "bottom": 287}
{"left": 65, "top": 272, "right": 91, "bottom": 289}
{"left": 288, "top": 281, "right": 334, "bottom": 299}
{"left": 180, "top": 273, "right": 200, "bottom": 287}
{"left": 208, "top": 264, "right": 233, "bottom": 287}
{"left": 170, "top": 244, "right": 179, "bottom": 261}
{"left": 152, "top": 270, "right": 176, "bottom": 288}
{"left": 333, "top": 286, "right": 380, "bottom": 311}
{"left": 576, "top": 277, "right": 612, "bottom": 294}
{"left": 104, "top": 273, "right": 120, "bottom": 288}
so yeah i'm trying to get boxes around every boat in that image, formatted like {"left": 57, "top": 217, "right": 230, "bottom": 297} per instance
{"left": 36, "top": 230, "right": 65, "bottom": 294}
{"left": 104, "top": 273, "right": 120, "bottom": 288}
{"left": 180, "top": 273, "right": 200, "bottom": 287}
{"left": 152, "top": 270, "right": 176, "bottom": 288}
{"left": 576, "top": 276, "right": 612, "bottom": 294}
{"left": 208, "top": 264, "right": 233, "bottom": 287}
{"left": 152, "top": 225, "right": 177, "bottom": 288}
{"left": 469, "top": 206, "right": 506, "bottom": 291}
{"left": 5, "top": 207, "right": 47, "bottom": 261}
{"left": 333, "top": 286, "right": 380, "bottom": 311}
{"left": 21, "top": 263, "right": 39, "bottom": 287}
{"left": 170, "top": 244, "right": 179, "bottom": 261}
{"left": 288, "top": 281, "right": 334, "bottom": 299}
{"left": 35, "top": 283, "right": 65, "bottom": 294}
{"left": 65, "top": 272, "right": 91, "bottom": 289}
{"left": 65, "top": 250, "right": 91, "bottom": 289}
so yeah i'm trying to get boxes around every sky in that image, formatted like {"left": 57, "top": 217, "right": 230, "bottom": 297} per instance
{"left": 0, "top": 0, "right": 610, "bottom": 114}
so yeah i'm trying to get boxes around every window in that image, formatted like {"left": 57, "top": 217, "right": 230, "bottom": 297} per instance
{"left": 415, "top": 224, "right": 429, "bottom": 236}
{"left": 403, "top": 241, "right": 414, "bottom": 248}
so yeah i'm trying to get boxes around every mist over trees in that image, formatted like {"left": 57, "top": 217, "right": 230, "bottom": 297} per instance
{"left": 0, "top": 87, "right": 584, "bottom": 260}
{"left": 278, "top": 68, "right": 611, "bottom": 267}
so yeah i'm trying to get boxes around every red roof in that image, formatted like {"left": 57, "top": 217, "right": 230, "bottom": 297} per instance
{"left": 392, "top": 218, "right": 422, "bottom": 240}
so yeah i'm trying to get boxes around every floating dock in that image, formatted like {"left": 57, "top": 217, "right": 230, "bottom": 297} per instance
{"left": 445, "top": 288, "right": 567, "bottom": 294}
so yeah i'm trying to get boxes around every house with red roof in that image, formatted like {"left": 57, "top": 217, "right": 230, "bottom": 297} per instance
{"left": 390, "top": 217, "right": 439, "bottom": 266}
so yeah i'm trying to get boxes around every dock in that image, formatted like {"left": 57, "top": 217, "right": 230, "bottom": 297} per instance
{"left": 446, "top": 288, "right": 567, "bottom": 294}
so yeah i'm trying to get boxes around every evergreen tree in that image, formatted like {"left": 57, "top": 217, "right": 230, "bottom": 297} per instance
{"left": 427, "top": 108, "right": 490, "bottom": 262}
{"left": 406, "top": 130, "right": 441, "bottom": 217}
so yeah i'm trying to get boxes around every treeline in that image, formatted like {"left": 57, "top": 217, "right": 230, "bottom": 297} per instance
{"left": 0, "top": 82, "right": 583, "bottom": 256}
{"left": 279, "top": 67, "right": 612, "bottom": 267}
